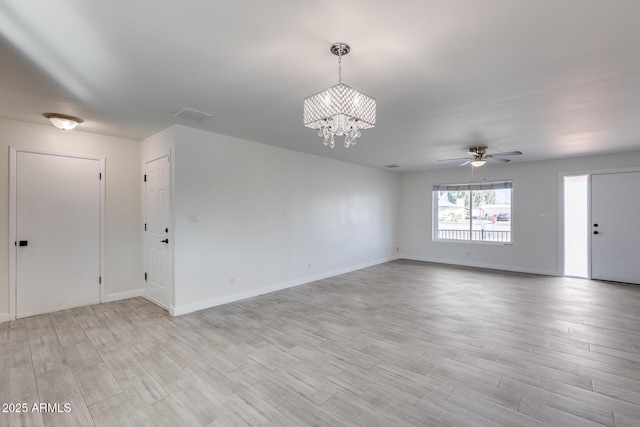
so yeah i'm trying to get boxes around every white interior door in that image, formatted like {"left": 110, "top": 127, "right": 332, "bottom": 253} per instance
{"left": 145, "top": 156, "right": 171, "bottom": 308}
{"left": 591, "top": 171, "right": 640, "bottom": 284}
{"left": 16, "top": 151, "right": 101, "bottom": 318}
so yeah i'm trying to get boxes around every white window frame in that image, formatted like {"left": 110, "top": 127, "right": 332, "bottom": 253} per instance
{"left": 433, "top": 180, "right": 514, "bottom": 245}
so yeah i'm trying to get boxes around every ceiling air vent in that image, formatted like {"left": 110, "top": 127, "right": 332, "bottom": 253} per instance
{"left": 171, "top": 107, "right": 214, "bottom": 122}
{"left": 385, "top": 164, "right": 400, "bottom": 168}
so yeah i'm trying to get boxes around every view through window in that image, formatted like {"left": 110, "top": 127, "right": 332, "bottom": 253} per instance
{"left": 433, "top": 181, "right": 513, "bottom": 243}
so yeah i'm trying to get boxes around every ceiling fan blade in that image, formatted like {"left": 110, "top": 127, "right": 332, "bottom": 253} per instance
{"left": 487, "top": 157, "right": 510, "bottom": 163}
{"left": 459, "top": 160, "right": 471, "bottom": 166}
{"left": 438, "top": 157, "right": 471, "bottom": 162}
{"left": 487, "top": 151, "right": 522, "bottom": 157}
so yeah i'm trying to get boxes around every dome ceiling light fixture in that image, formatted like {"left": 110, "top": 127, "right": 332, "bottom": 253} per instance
{"left": 303, "top": 42, "right": 376, "bottom": 148}
{"left": 43, "top": 113, "right": 84, "bottom": 130}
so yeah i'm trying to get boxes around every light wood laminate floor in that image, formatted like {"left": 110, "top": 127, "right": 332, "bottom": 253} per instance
{"left": 2, "top": 260, "right": 640, "bottom": 426}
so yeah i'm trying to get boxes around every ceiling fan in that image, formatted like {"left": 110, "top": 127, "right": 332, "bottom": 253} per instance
{"left": 438, "top": 146, "right": 523, "bottom": 167}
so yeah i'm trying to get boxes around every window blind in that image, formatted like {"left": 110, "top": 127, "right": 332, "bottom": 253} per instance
{"left": 433, "top": 180, "right": 513, "bottom": 192}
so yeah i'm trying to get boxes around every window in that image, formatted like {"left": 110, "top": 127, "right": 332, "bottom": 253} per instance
{"left": 433, "top": 181, "right": 513, "bottom": 243}
{"left": 563, "top": 175, "right": 588, "bottom": 277}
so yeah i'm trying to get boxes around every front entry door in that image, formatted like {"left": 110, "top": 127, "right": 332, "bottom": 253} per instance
{"left": 145, "top": 156, "right": 171, "bottom": 308}
{"left": 591, "top": 171, "right": 640, "bottom": 284}
{"left": 16, "top": 151, "right": 101, "bottom": 318}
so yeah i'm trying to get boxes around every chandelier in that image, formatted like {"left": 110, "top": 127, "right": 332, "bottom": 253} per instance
{"left": 303, "top": 43, "right": 376, "bottom": 148}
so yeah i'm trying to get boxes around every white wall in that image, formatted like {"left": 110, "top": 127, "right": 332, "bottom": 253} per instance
{"left": 0, "top": 118, "right": 143, "bottom": 321}
{"left": 141, "top": 126, "right": 175, "bottom": 163}
{"left": 167, "top": 126, "right": 399, "bottom": 315}
{"left": 399, "top": 150, "right": 640, "bottom": 275}
{"left": 3, "top": 116, "right": 637, "bottom": 321}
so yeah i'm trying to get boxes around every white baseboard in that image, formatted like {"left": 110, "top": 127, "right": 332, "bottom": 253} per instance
{"left": 15, "top": 298, "right": 103, "bottom": 319}
{"left": 399, "top": 255, "right": 559, "bottom": 277}
{"left": 0, "top": 290, "right": 145, "bottom": 322}
{"left": 102, "top": 289, "right": 144, "bottom": 303}
{"left": 172, "top": 256, "right": 399, "bottom": 316}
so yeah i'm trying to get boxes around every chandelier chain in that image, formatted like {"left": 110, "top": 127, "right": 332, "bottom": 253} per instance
{"left": 338, "top": 54, "right": 342, "bottom": 84}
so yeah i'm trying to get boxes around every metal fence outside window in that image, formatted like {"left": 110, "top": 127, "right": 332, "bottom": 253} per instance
{"left": 437, "top": 229, "right": 511, "bottom": 243}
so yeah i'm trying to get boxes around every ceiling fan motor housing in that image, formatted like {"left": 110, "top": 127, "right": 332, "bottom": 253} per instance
{"left": 468, "top": 146, "right": 488, "bottom": 156}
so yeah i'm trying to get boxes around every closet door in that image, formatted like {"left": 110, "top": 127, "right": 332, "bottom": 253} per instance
{"left": 145, "top": 155, "right": 171, "bottom": 309}
{"left": 16, "top": 151, "right": 101, "bottom": 317}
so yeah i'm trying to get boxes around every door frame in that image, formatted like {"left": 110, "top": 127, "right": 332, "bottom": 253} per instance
{"left": 143, "top": 153, "right": 173, "bottom": 312}
{"left": 558, "top": 166, "right": 640, "bottom": 279}
{"left": 9, "top": 147, "right": 106, "bottom": 320}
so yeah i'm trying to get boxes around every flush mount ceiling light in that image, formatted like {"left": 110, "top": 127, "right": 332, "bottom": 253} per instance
{"left": 303, "top": 42, "right": 376, "bottom": 148}
{"left": 43, "top": 113, "right": 84, "bottom": 130}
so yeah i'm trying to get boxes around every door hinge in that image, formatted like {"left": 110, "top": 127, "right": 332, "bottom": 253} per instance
{"left": 144, "top": 174, "right": 147, "bottom": 182}
{"left": 99, "top": 172, "right": 102, "bottom": 180}
{"left": 144, "top": 223, "right": 147, "bottom": 231}
{"left": 99, "top": 276, "right": 102, "bottom": 284}
{"left": 144, "top": 272, "right": 147, "bottom": 281}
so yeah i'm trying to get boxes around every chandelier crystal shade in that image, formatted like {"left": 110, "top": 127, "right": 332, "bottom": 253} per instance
{"left": 303, "top": 43, "right": 376, "bottom": 148}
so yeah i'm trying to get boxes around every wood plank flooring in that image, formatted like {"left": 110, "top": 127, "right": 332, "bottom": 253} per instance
{"left": 1, "top": 260, "right": 640, "bottom": 426}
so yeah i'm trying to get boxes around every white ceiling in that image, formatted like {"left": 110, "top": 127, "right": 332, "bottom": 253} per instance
{"left": 2, "top": 0, "right": 640, "bottom": 172}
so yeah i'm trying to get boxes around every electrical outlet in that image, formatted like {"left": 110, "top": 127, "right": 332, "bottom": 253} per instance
{"left": 396, "top": 246, "right": 399, "bottom": 252}
{"left": 307, "top": 263, "right": 311, "bottom": 270}
{"left": 188, "top": 215, "right": 198, "bottom": 223}
{"left": 229, "top": 277, "right": 235, "bottom": 285}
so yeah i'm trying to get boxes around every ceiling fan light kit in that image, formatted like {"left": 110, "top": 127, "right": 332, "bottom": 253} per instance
{"left": 303, "top": 42, "right": 376, "bottom": 148}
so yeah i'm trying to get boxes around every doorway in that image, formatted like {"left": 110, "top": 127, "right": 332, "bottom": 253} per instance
{"left": 144, "top": 155, "right": 171, "bottom": 309}
{"left": 10, "top": 148, "right": 104, "bottom": 318}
